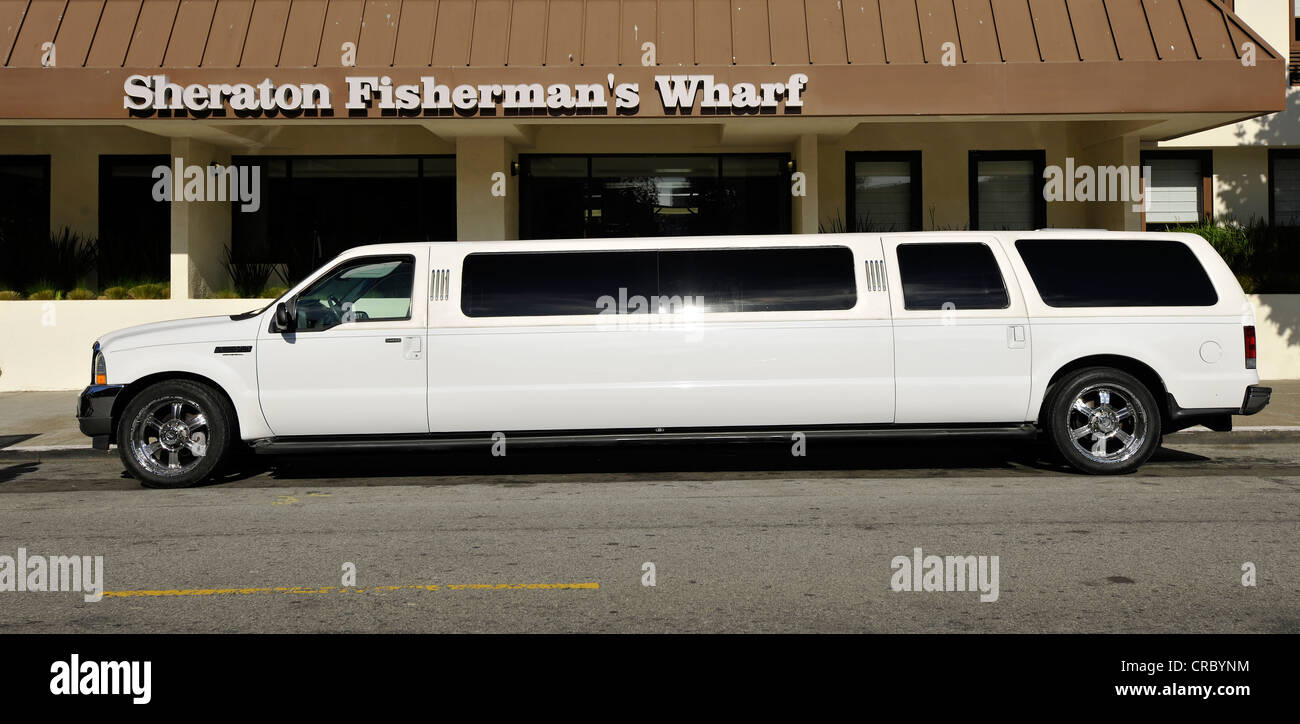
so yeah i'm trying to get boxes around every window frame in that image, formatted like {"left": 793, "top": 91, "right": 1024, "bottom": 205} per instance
{"left": 289, "top": 253, "right": 417, "bottom": 333}
{"left": 967, "top": 150, "right": 1047, "bottom": 231}
{"left": 845, "top": 151, "right": 923, "bottom": 232}
{"left": 1139, "top": 149, "right": 1213, "bottom": 230}
{"left": 1268, "top": 148, "right": 1300, "bottom": 226}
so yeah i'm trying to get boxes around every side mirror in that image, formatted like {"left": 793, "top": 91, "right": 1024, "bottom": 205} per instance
{"left": 272, "top": 301, "right": 294, "bottom": 333}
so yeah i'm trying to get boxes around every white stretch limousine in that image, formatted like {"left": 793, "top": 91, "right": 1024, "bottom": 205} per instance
{"left": 77, "top": 231, "right": 1270, "bottom": 487}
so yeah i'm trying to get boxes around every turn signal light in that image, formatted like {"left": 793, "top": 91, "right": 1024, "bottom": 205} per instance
{"left": 1244, "top": 326, "right": 1257, "bottom": 370}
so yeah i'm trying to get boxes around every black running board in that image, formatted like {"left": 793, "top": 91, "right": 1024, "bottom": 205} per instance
{"left": 247, "top": 424, "right": 1038, "bottom": 454}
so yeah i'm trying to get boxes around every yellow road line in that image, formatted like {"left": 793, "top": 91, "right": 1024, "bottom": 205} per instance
{"left": 100, "top": 583, "right": 599, "bottom": 598}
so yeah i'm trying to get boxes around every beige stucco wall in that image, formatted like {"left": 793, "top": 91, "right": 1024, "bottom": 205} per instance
{"left": 0, "top": 298, "right": 260, "bottom": 391}
{"left": 1252, "top": 294, "right": 1300, "bottom": 380}
{"left": 1211, "top": 146, "right": 1271, "bottom": 221}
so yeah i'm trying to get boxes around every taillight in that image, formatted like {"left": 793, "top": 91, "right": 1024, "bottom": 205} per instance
{"left": 93, "top": 351, "right": 107, "bottom": 385}
{"left": 1244, "top": 326, "right": 1257, "bottom": 370}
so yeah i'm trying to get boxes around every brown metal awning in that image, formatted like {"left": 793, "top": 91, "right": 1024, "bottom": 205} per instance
{"left": 0, "top": 0, "right": 1284, "bottom": 120}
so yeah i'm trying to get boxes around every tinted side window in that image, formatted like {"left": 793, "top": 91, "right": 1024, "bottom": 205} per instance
{"left": 896, "top": 243, "right": 1009, "bottom": 310}
{"left": 460, "top": 247, "right": 856, "bottom": 317}
{"left": 1015, "top": 240, "right": 1218, "bottom": 307}
{"left": 658, "top": 247, "right": 857, "bottom": 313}
{"left": 462, "top": 251, "right": 657, "bottom": 317}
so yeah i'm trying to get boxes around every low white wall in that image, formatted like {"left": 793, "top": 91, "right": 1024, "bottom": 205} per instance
{"left": 2, "top": 295, "right": 1299, "bottom": 391}
{"left": 0, "top": 299, "right": 264, "bottom": 391}
{"left": 1251, "top": 294, "right": 1300, "bottom": 380}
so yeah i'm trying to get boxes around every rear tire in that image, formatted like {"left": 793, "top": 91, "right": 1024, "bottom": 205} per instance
{"left": 1045, "top": 367, "right": 1160, "bottom": 475}
{"left": 116, "top": 379, "right": 234, "bottom": 488}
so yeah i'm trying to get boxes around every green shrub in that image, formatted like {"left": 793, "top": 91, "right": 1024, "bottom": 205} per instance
{"left": 1171, "top": 219, "right": 1300, "bottom": 293}
{"left": 0, "top": 290, "right": 22, "bottom": 301}
{"left": 214, "top": 289, "right": 241, "bottom": 299}
{"left": 65, "top": 288, "right": 97, "bottom": 300}
{"left": 260, "top": 286, "right": 289, "bottom": 299}
{"left": 0, "top": 226, "right": 98, "bottom": 292}
{"left": 223, "top": 245, "right": 282, "bottom": 298}
{"left": 102, "top": 286, "right": 130, "bottom": 300}
{"left": 27, "top": 290, "right": 57, "bottom": 300}
{"left": 127, "top": 283, "right": 168, "bottom": 300}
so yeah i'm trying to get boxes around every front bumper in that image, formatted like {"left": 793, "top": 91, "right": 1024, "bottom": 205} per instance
{"left": 77, "top": 384, "right": 124, "bottom": 449}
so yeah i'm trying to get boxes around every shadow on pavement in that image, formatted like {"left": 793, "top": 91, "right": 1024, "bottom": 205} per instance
{"left": 209, "top": 439, "right": 1066, "bottom": 486}
{"left": 0, "top": 434, "right": 37, "bottom": 451}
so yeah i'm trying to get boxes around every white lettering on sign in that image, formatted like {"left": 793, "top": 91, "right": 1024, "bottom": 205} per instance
{"left": 123, "top": 73, "right": 808, "bottom": 116}
{"left": 653, "top": 73, "right": 807, "bottom": 112}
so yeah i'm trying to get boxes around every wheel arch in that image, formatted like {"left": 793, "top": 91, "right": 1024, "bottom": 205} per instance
{"left": 110, "top": 371, "right": 240, "bottom": 440}
{"left": 1037, "top": 355, "right": 1171, "bottom": 432}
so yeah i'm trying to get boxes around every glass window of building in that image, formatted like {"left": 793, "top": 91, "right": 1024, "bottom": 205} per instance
{"left": 0, "top": 155, "right": 51, "bottom": 292}
{"left": 98, "top": 155, "right": 170, "bottom": 289}
{"left": 1142, "top": 152, "right": 1210, "bottom": 228}
{"left": 847, "top": 152, "right": 921, "bottom": 231}
{"left": 232, "top": 155, "right": 455, "bottom": 285}
{"left": 1270, "top": 150, "right": 1300, "bottom": 225}
{"left": 519, "top": 154, "right": 791, "bottom": 239}
{"left": 969, "top": 151, "right": 1046, "bottom": 230}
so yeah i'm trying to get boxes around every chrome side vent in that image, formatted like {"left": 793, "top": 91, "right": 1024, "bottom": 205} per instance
{"left": 431, "top": 269, "right": 451, "bottom": 301}
{"left": 864, "top": 260, "right": 888, "bottom": 292}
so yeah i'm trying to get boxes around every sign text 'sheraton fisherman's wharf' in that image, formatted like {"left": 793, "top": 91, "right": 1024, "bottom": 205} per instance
{"left": 122, "top": 73, "right": 810, "bottom": 116}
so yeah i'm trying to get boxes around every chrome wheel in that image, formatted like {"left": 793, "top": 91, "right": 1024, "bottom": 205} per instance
{"left": 1066, "top": 383, "right": 1148, "bottom": 465}
{"left": 129, "top": 395, "right": 210, "bottom": 478}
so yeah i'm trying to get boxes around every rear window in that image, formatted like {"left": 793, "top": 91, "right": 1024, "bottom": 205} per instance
{"left": 896, "top": 243, "right": 1009, "bottom": 310}
{"left": 461, "top": 246, "right": 857, "bottom": 317}
{"left": 1015, "top": 239, "right": 1218, "bottom": 307}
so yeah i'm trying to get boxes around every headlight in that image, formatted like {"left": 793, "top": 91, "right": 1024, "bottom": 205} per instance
{"left": 92, "top": 344, "right": 106, "bottom": 385}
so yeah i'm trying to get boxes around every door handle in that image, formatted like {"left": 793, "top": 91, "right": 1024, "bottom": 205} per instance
{"left": 1007, "top": 325, "right": 1027, "bottom": 349}
{"left": 384, "top": 338, "right": 400, "bottom": 343}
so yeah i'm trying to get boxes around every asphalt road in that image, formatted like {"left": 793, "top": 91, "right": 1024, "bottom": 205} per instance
{"left": 0, "top": 436, "right": 1296, "bottom": 633}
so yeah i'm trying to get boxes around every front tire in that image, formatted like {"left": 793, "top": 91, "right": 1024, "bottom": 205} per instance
{"left": 116, "top": 380, "right": 234, "bottom": 488}
{"left": 1045, "top": 367, "right": 1160, "bottom": 475}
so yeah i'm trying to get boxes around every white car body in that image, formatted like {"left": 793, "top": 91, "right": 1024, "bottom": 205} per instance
{"left": 83, "top": 231, "right": 1266, "bottom": 468}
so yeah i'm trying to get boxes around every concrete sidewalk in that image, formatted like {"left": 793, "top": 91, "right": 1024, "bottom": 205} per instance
{"left": 3, "top": 381, "right": 1298, "bottom": 452}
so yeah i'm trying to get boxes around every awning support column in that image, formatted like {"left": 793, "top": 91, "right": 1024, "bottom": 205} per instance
{"left": 793, "top": 134, "right": 820, "bottom": 234}
{"left": 168, "top": 137, "right": 232, "bottom": 300}
{"left": 456, "top": 136, "right": 518, "bottom": 241}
